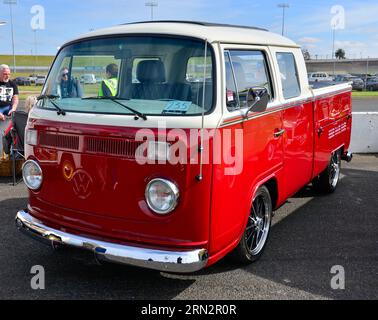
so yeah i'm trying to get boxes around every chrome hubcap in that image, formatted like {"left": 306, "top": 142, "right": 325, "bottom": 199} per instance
{"left": 245, "top": 194, "right": 271, "bottom": 256}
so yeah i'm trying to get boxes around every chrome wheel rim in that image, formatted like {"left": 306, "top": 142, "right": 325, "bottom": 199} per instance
{"left": 329, "top": 152, "right": 341, "bottom": 188}
{"left": 245, "top": 193, "right": 271, "bottom": 256}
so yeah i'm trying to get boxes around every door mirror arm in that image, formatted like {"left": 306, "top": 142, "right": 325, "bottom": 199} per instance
{"left": 243, "top": 87, "right": 270, "bottom": 120}
{"left": 244, "top": 96, "right": 261, "bottom": 119}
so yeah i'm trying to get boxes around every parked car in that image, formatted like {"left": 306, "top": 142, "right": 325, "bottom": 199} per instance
{"left": 308, "top": 72, "right": 333, "bottom": 82}
{"left": 335, "top": 75, "right": 364, "bottom": 91}
{"left": 29, "top": 74, "right": 38, "bottom": 84}
{"left": 35, "top": 75, "right": 46, "bottom": 86}
{"left": 95, "top": 76, "right": 104, "bottom": 83}
{"left": 14, "top": 76, "right": 32, "bottom": 86}
{"left": 80, "top": 74, "right": 97, "bottom": 84}
{"left": 366, "top": 78, "right": 378, "bottom": 91}
{"left": 334, "top": 74, "right": 352, "bottom": 82}
{"left": 16, "top": 21, "right": 353, "bottom": 273}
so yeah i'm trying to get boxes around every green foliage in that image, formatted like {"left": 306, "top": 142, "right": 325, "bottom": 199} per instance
{"left": 335, "top": 49, "right": 346, "bottom": 60}
{"left": 0, "top": 55, "right": 54, "bottom": 67}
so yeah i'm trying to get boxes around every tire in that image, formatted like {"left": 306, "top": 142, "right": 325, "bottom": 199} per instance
{"left": 312, "top": 150, "right": 341, "bottom": 194}
{"left": 229, "top": 185, "right": 272, "bottom": 264}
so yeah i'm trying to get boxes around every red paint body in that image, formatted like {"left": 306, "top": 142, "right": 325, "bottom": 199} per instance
{"left": 25, "top": 91, "right": 352, "bottom": 267}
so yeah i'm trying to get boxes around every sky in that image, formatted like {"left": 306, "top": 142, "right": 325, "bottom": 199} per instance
{"left": 0, "top": 0, "right": 377, "bottom": 59}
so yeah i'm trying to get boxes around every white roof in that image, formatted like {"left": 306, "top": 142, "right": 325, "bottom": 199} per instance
{"left": 66, "top": 21, "right": 299, "bottom": 48}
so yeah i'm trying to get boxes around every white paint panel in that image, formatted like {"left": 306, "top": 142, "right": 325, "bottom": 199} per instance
{"left": 350, "top": 112, "right": 378, "bottom": 153}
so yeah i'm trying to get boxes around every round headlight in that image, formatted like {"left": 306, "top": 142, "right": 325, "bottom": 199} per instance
{"left": 23, "top": 160, "right": 43, "bottom": 190}
{"left": 145, "top": 179, "right": 179, "bottom": 215}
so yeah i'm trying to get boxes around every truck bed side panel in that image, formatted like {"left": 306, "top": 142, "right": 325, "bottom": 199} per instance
{"left": 313, "top": 89, "right": 352, "bottom": 178}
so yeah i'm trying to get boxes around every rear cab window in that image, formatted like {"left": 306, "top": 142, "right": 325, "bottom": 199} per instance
{"left": 276, "top": 52, "right": 301, "bottom": 99}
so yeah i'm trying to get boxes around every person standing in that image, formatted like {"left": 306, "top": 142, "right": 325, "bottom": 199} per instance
{"left": 0, "top": 64, "right": 19, "bottom": 121}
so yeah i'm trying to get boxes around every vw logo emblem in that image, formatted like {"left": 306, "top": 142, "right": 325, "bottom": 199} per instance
{"left": 72, "top": 170, "right": 93, "bottom": 199}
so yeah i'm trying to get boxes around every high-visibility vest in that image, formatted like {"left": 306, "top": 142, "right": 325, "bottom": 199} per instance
{"left": 98, "top": 78, "right": 118, "bottom": 97}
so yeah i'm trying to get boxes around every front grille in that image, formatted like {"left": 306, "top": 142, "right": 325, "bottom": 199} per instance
{"left": 85, "top": 137, "right": 143, "bottom": 158}
{"left": 39, "top": 132, "right": 80, "bottom": 151}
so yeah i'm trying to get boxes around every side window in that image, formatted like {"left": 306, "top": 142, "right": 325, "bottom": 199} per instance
{"left": 186, "top": 56, "right": 213, "bottom": 108}
{"left": 225, "top": 50, "right": 273, "bottom": 111}
{"left": 276, "top": 52, "right": 301, "bottom": 99}
{"left": 186, "top": 56, "right": 212, "bottom": 83}
{"left": 132, "top": 57, "right": 160, "bottom": 83}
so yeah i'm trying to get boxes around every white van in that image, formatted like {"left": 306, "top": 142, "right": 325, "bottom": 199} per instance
{"left": 308, "top": 72, "right": 333, "bottom": 82}
{"left": 80, "top": 74, "right": 97, "bottom": 84}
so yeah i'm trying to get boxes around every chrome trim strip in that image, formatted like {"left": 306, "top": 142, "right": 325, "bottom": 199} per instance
{"left": 220, "top": 106, "right": 283, "bottom": 127}
{"left": 15, "top": 210, "right": 208, "bottom": 273}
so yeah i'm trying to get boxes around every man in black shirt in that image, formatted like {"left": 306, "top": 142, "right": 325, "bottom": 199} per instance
{"left": 0, "top": 64, "right": 19, "bottom": 121}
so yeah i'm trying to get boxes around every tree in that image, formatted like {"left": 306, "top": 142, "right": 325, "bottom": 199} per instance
{"left": 335, "top": 48, "right": 346, "bottom": 60}
{"left": 302, "top": 49, "right": 311, "bottom": 60}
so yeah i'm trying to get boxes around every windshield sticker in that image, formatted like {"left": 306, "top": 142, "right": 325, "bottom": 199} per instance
{"left": 163, "top": 101, "right": 192, "bottom": 114}
{"left": 227, "top": 90, "right": 235, "bottom": 102}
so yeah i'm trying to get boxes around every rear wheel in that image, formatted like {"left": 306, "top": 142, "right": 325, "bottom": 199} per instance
{"left": 229, "top": 186, "right": 272, "bottom": 264}
{"left": 313, "top": 150, "right": 341, "bottom": 193}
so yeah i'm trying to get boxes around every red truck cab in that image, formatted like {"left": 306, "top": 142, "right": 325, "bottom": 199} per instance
{"left": 16, "top": 21, "right": 352, "bottom": 273}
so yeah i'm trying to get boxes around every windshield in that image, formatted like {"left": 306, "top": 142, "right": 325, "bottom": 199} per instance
{"left": 40, "top": 36, "right": 214, "bottom": 116}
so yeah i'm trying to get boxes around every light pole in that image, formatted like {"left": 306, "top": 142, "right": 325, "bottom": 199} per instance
{"left": 277, "top": 3, "right": 289, "bottom": 36}
{"left": 332, "top": 27, "right": 336, "bottom": 75}
{"left": 365, "top": 57, "right": 370, "bottom": 91}
{"left": 145, "top": 1, "right": 158, "bottom": 21}
{"left": 33, "top": 29, "right": 38, "bottom": 74}
{"left": 4, "top": 0, "right": 17, "bottom": 73}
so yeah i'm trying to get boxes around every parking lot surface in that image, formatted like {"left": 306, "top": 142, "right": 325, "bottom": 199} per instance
{"left": 0, "top": 155, "right": 377, "bottom": 300}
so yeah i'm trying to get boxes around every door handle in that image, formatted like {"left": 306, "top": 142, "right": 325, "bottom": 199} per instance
{"left": 274, "top": 129, "right": 285, "bottom": 138}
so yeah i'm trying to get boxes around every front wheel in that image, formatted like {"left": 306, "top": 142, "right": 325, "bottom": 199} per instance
{"left": 312, "top": 150, "right": 341, "bottom": 193}
{"left": 229, "top": 186, "right": 272, "bottom": 264}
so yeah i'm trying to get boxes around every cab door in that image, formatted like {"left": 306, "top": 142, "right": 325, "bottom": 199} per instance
{"left": 209, "top": 45, "right": 284, "bottom": 256}
{"left": 272, "top": 48, "right": 314, "bottom": 198}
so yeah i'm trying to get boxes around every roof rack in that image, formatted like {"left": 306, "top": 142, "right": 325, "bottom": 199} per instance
{"left": 122, "top": 20, "right": 268, "bottom": 32}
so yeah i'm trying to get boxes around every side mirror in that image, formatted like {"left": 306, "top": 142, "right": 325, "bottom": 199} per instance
{"left": 244, "top": 87, "right": 270, "bottom": 118}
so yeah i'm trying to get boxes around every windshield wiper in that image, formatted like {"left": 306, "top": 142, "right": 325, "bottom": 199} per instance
{"left": 37, "top": 94, "right": 66, "bottom": 116}
{"left": 83, "top": 97, "right": 147, "bottom": 120}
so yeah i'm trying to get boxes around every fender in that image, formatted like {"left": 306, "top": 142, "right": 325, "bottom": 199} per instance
{"left": 239, "top": 173, "right": 280, "bottom": 248}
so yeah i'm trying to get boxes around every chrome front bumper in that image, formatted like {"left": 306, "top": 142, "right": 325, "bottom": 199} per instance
{"left": 15, "top": 210, "right": 208, "bottom": 273}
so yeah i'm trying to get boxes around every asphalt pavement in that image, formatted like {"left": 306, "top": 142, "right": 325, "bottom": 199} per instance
{"left": 0, "top": 155, "right": 377, "bottom": 300}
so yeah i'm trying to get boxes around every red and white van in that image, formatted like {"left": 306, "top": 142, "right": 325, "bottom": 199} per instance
{"left": 16, "top": 21, "right": 352, "bottom": 273}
